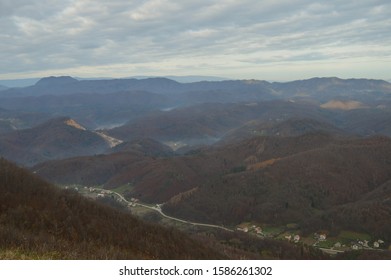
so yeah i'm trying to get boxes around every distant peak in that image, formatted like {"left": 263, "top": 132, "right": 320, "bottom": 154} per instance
{"left": 35, "top": 76, "right": 78, "bottom": 86}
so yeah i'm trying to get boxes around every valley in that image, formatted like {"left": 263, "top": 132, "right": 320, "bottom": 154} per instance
{"left": 66, "top": 184, "right": 389, "bottom": 256}
{"left": 1, "top": 76, "right": 391, "bottom": 260}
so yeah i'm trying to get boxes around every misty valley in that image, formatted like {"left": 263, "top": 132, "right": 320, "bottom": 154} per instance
{"left": 1, "top": 76, "right": 391, "bottom": 259}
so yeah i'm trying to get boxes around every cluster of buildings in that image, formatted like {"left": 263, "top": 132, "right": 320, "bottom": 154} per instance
{"left": 351, "top": 239, "right": 385, "bottom": 250}
{"left": 236, "top": 224, "right": 263, "bottom": 236}
{"left": 284, "top": 234, "right": 301, "bottom": 243}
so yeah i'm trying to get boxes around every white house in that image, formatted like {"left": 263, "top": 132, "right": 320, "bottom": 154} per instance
{"left": 319, "top": 234, "right": 327, "bottom": 241}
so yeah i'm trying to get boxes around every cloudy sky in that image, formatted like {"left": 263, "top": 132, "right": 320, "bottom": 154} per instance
{"left": 1, "top": 0, "right": 390, "bottom": 81}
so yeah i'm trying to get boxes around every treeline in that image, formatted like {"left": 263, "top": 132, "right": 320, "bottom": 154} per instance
{"left": 0, "top": 158, "right": 223, "bottom": 259}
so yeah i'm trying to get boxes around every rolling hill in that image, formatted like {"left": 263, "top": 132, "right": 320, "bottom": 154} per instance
{"left": 108, "top": 138, "right": 174, "bottom": 157}
{"left": 219, "top": 118, "right": 347, "bottom": 144}
{"left": 107, "top": 101, "right": 337, "bottom": 149}
{"left": 0, "top": 107, "right": 52, "bottom": 134}
{"left": 0, "top": 117, "right": 113, "bottom": 166}
{"left": 163, "top": 136, "right": 391, "bottom": 242}
{"left": 33, "top": 133, "right": 391, "bottom": 244}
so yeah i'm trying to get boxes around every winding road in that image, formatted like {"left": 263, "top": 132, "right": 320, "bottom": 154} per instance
{"left": 111, "top": 190, "right": 234, "bottom": 232}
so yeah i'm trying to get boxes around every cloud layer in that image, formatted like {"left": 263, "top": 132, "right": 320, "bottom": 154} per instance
{"left": 1, "top": 0, "right": 390, "bottom": 80}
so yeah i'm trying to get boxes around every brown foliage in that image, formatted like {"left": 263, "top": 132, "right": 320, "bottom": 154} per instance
{"left": 0, "top": 158, "right": 222, "bottom": 259}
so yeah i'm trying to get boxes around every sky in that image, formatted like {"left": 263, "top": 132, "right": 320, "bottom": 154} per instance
{"left": 0, "top": 0, "right": 390, "bottom": 81}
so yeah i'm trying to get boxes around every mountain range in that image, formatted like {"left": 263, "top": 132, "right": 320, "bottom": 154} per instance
{"left": 1, "top": 75, "right": 391, "bottom": 259}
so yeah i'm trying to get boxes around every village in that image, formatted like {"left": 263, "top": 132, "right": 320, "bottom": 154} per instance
{"left": 235, "top": 222, "right": 387, "bottom": 253}
{"left": 64, "top": 184, "right": 388, "bottom": 255}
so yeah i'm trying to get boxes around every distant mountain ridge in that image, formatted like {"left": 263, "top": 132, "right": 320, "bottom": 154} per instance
{"left": 0, "top": 75, "right": 228, "bottom": 88}
{"left": 0, "top": 76, "right": 390, "bottom": 132}
{"left": 1, "top": 76, "right": 390, "bottom": 99}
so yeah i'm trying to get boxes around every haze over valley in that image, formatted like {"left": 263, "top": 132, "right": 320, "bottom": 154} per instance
{"left": 0, "top": 75, "right": 391, "bottom": 259}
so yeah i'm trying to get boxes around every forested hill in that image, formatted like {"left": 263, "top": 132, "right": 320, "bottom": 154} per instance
{"left": 0, "top": 158, "right": 222, "bottom": 259}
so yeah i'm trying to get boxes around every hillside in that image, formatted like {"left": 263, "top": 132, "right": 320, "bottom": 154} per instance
{"left": 33, "top": 133, "right": 343, "bottom": 202}
{"left": 337, "top": 109, "right": 391, "bottom": 137}
{"left": 108, "top": 138, "right": 174, "bottom": 157}
{"left": 0, "top": 158, "right": 223, "bottom": 259}
{"left": 1, "top": 158, "right": 331, "bottom": 260}
{"left": 0, "top": 117, "right": 111, "bottom": 166}
{"left": 219, "top": 118, "right": 346, "bottom": 144}
{"left": 0, "top": 121, "right": 13, "bottom": 134}
{"left": 0, "top": 107, "right": 51, "bottom": 133}
{"left": 163, "top": 136, "right": 391, "bottom": 242}
{"left": 33, "top": 133, "right": 391, "bottom": 248}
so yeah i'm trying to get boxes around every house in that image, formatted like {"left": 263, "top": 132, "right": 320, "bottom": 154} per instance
{"left": 285, "top": 235, "right": 292, "bottom": 241}
{"left": 293, "top": 235, "right": 300, "bottom": 243}
{"left": 255, "top": 227, "right": 263, "bottom": 234}
{"left": 237, "top": 227, "right": 249, "bottom": 233}
{"left": 97, "top": 194, "right": 104, "bottom": 198}
{"left": 319, "top": 234, "right": 327, "bottom": 241}
{"left": 334, "top": 242, "right": 342, "bottom": 248}
{"left": 352, "top": 244, "right": 359, "bottom": 250}
{"left": 373, "top": 242, "right": 380, "bottom": 248}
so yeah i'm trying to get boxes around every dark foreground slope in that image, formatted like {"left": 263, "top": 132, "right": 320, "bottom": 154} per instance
{"left": 0, "top": 158, "right": 222, "bottom": 259}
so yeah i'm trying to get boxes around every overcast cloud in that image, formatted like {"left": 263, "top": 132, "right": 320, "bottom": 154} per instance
{"left": 0, "top": 0, "right": 390, "bottom": 80}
